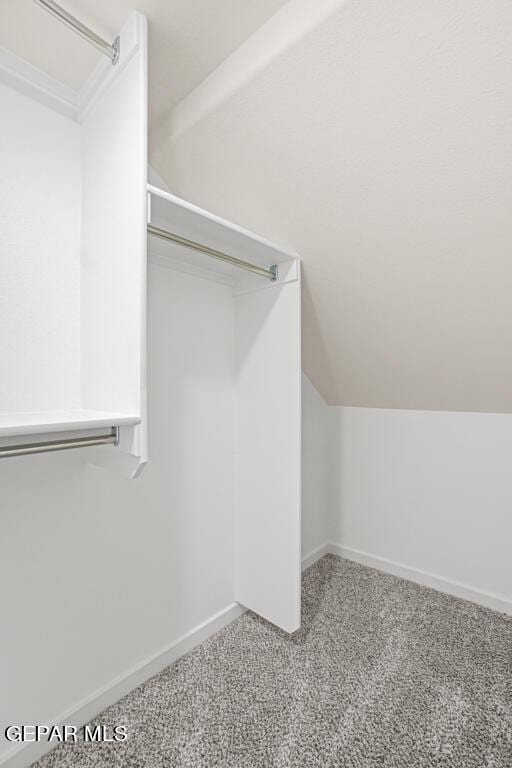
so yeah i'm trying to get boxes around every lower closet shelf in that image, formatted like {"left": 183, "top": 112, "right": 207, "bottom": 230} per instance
{"left": 0, "top": 410, "right": 140, "bottom": 438}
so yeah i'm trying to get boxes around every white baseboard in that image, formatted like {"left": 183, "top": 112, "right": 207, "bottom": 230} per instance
{"left": 301, "top": 541, "right": 329, "bottom": 571}
{"left": 329, "top": 543, "right": 512, "bottom": 616}
{"left": 1, "top": 602, "right": 246, "bottom": 768}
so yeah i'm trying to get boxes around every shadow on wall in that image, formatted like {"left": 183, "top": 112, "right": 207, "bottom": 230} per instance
{"left": 301, "top": 268, "right": 337, "bottom": 405}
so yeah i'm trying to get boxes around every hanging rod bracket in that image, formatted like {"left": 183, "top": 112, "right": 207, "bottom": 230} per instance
{"left": 112, "top": 36, "right": 120, "bottom": 66}
{"left": 270, "top": 265, "right": 279, "bottom": 281}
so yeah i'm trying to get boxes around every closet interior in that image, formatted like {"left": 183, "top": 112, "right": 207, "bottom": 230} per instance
{"left": 0, "top": 3, "right": 302, "bottom": 633}
{"left": 0, "top": 9, "right": 148, "bottom": 476}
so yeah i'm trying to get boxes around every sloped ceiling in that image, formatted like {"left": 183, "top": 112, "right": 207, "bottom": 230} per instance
{"left": 152, "top": 0, "right": 512, "bottom": 412}
{"left": 3, "top": 0, "right": 511, "bottom": 411}
{"left": 0, "top": 0, "right": 288, "bottom": 141}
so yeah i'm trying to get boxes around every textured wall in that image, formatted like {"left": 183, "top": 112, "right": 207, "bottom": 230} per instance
{"left": 154, "top": 0, "right": 512, "bottom": 411}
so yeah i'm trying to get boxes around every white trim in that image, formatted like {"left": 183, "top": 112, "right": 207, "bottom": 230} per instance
{"left": 328, "top": 543, "right": 512, "bottom": 616}
{"left": 0, "top": 45, "right": 78, "bottom": 119}
{"left": 76, "top": 56, "right": 109, "bottom": 122}
{"left": 77, "top": 14, "right": 142, "bottom": 124}
{"left": 1, "top": 602, "right": 245, "bottom": 768}
{"left": 301, "top": 541, "right": 329, "bottom": 571}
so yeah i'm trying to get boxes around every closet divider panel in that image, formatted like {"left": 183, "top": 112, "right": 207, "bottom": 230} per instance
{"left": 80, "top": 12, "right": 148, "bottom": 474}
{"left": 234, "top": 263, "right": 302, "bottom": 633}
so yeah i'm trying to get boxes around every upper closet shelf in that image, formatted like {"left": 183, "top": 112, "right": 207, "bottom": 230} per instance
{"left": 147, "top": 185, "right": 298, "bottom": 282}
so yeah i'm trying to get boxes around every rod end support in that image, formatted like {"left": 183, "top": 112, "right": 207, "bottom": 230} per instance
{"left": 112, "top": 35, "right": 120, "bottom": 65}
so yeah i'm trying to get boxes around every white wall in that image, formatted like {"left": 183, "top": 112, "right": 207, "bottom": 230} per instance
{"left": 0, "top": 82, "right": 81, "bottom": 413}
{"left": 330, "top": 406, "right": 512, "bottom": 612}
{"left": 0, "top": 264, "right": 235, "bottom": 764}
{"left": 301, "top": 373, "right": 329, "bottom": 559}
{"left": 302, "top": 376, "right": 512, "bottom": 612}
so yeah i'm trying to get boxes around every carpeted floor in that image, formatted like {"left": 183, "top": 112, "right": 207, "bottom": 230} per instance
{"left": 33, "top": 555, "right": 512, "bottom": 767}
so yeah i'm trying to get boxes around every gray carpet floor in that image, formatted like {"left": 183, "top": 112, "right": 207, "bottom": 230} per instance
{"left": 33, "top": 555, "right": 512, "bottom": 767}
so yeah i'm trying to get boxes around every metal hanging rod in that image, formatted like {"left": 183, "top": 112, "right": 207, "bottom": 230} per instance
{"left": 33, "top": 0, "right": 120, "bottom": 65}
{"left": 0, "top": 428, "right": 119, "bottom": 459}
{"left": 147, "top": 224, "right": 278, "bottom": 281}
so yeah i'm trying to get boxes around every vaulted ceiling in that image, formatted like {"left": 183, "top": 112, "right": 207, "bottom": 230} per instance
{"left": 153, "top": 0, "right": 512, "bottom": 411}
{"left": 3, "top": 0, "right": 512, "bottom": 411}
{"left": 0, "top": 0, "right": 288, "bottom": 140}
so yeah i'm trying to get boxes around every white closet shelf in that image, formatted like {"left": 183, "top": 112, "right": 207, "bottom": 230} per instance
{"left": 147, "top": 184, "right": 298, "bottom": 279}
{"left": 0, "top": 410, "right": 140, "bottom": 438}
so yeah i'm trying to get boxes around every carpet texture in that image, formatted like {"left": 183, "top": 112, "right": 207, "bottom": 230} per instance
{"left": 33, "top": 555, "right": 512, "bottom": 767}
